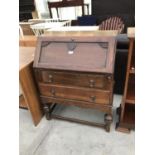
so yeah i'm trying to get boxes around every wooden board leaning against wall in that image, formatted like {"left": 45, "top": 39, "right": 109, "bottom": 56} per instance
{"left": 19, "top": 35, "right": 43, "bottom": 126}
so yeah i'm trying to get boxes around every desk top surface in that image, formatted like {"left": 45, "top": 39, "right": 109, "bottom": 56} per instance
{"left": 19, "top": 47, "right": 35, "bottom": 71}
{"left": 19, "top": 35, "right": 37, "bottom": 41}
{"left": 46, "top": 26, "right": 99, "bottom": 32}
{"left": 44, "top": 30, "right": 118, "bottom": 37}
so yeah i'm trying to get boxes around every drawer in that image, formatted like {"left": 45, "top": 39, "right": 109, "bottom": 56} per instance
{"left": 37, "top": 70, "right": 112, "bottom": 90}
{"left": 40, "top": 96, "right": 112, "bottom": 113}
{"left": 38, "top": 83, "right": 111, "bottom": 105}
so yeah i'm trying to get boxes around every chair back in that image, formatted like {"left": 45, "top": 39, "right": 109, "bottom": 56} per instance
{"left": 99, "top": 16, "right": 124, "bottom": 33}
{"left": 47, "top": 0, "right": 85, "bottom": 19}
{"left": 29, "top": 19, "right": 72, "bottom": 36}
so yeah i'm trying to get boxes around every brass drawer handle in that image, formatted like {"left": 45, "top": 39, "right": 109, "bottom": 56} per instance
{"left": 51, "top": 88, "right": 55, "bottom": 97}
{"left": 107, "top": 76, "right": 112, "bottom": 80}
{"left": 89, "top": 79, "right": 95, "bottom": 88}
{"left": 48, "top": 74, "right": 53, "bottom": 82}
{"left": 90, "top": 95, "right": 96, "bottom": 102}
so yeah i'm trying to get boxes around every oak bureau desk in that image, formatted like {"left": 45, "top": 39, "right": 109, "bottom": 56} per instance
{"left": 33, "top": 31, "right": 117, "bottom": 132}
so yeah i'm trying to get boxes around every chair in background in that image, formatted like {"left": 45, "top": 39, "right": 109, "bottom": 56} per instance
{"left": 99, "top": 16, "right": 124, "bottom": 33}
{"left": 28, "top": 18, "right": 61, "bottom": 24}
{"left": 47, "top": 0, "right": 89, "bottom": 19}
{"left": 29, "top": 18, "right": 72, "bottom": 36}
{"left": 29, "top": 18, "right": 60, "bottom": 36}
{"left": 63, "top": 20, "right": 72, "bottom": 26}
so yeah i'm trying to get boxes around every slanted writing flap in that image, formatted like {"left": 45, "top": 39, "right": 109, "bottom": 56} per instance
{"left": 34, "top": 35, "right": 116, "bottom": 74}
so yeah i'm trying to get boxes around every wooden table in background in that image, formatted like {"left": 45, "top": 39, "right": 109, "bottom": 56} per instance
{"left": 19, "top": 46, "right": 43, "bottom": 126}
{"left": 19, "top": 36, "right": 37, "bottom": 47}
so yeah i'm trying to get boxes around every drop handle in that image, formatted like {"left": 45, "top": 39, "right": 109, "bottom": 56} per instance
{"left": 51, "top": 88, "right": 55, "bottom": 97}
{"left": 90, "top": 95, "right": 96, "bottom": 102}
{"left": 107, "top": 76, "right": 112, "bottom": 80}
{"left": 89, "top": 79, "right": 95, "bottom": 88}
{"left": 48, "top": 74, "right": 53, "bottom": 82}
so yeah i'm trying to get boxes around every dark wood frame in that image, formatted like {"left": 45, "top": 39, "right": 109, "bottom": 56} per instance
{"left": 47, "top": 0, "right": 89, "bottom": 18}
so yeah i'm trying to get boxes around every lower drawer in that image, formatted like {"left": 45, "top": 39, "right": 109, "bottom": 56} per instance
{"left": 40, "top": 96, "right": 112, "bottom": 114}
{"left": 38, "top": 83, "right": 111, "bottom": 105}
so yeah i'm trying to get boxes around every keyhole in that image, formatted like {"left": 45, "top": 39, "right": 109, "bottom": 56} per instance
{"left": 67, "top": 39, "right": 77, "bottom": 55}
{"left": 68, "top": 50, "right": 74, "bottom": 54}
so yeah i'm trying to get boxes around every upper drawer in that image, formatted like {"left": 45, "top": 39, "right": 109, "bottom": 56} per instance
{"left": 38, "top": 83, "right": 111, "bottom": 105}
{"left": 37, "top": 70, "right": 113, "bottom": 90}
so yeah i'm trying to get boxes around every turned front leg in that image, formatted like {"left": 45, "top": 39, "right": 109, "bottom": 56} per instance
{"left": 104, "top": 114, "right": 113, "bottom": 132}
{"left": 43, "top": 104, "right": 51, "bottom": 120}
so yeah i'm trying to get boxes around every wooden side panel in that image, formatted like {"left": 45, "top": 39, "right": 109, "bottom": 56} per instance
{"left": 19, "top": 62, "right": 43, "bottom": 125}
{"left": 116, "top": 29, "right": 135, "bottom": 133}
